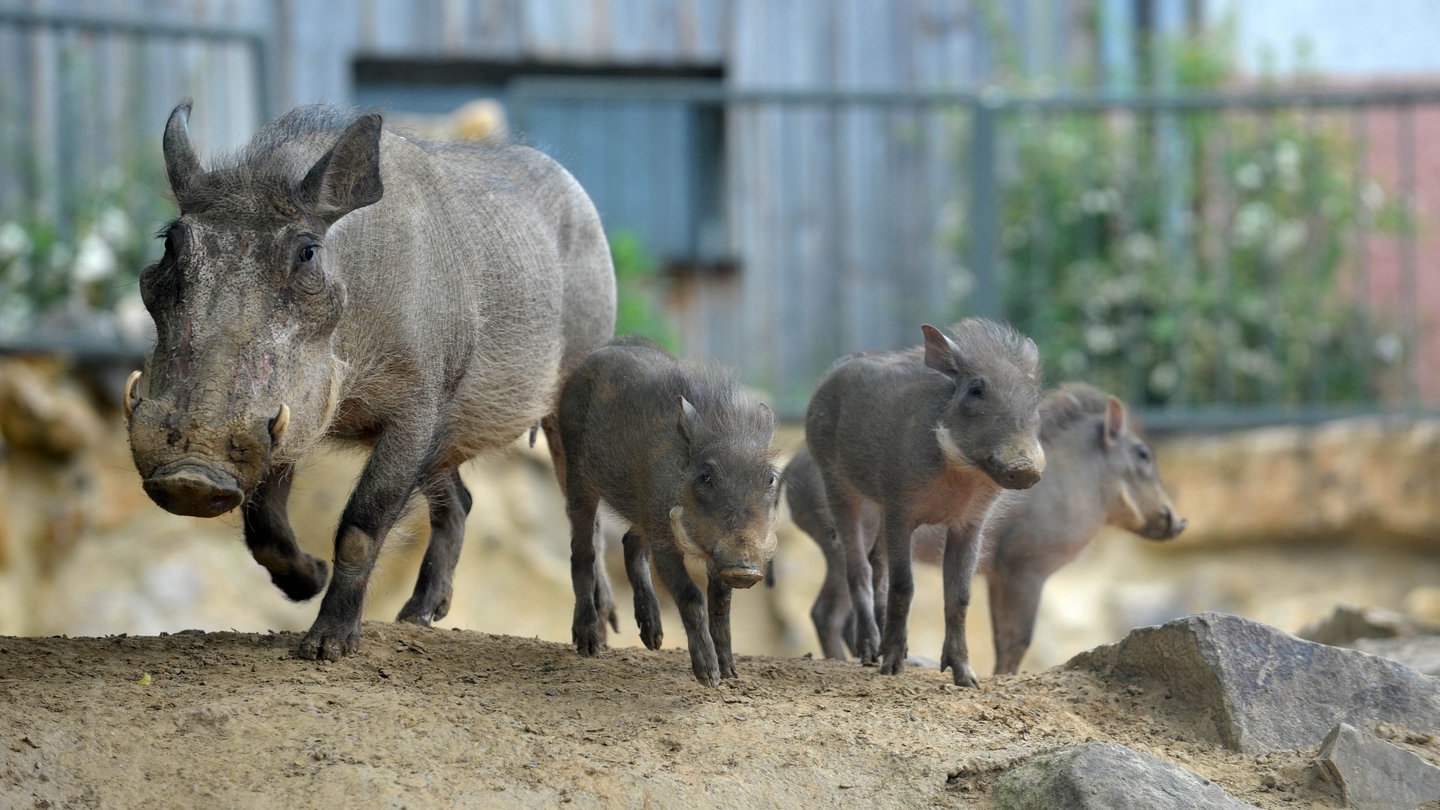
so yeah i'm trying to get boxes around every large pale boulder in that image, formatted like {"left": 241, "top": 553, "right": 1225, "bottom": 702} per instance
{"left": 1069, "top": 612, "right": 1440, "bottom": 753}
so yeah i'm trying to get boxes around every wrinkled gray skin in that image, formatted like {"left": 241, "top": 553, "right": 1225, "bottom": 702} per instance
{"left": 125, "top": 101, "right": 616, "bottom": 660}
{"left": 803, "top": 319, "right": 1044, "bottom": 686}
{"left": 553, "top": 337, "right": 780, "bottom": 687}
{"left": 786, "top": 382, "right": 1187, "bottom": 674}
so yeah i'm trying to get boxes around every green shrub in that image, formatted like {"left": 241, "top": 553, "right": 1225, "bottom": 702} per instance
{"left": 952, "top": 23, "right": 1409, "bottom": 410}
{"left": 609, "top": 230, "right": 679, "bottom": 353}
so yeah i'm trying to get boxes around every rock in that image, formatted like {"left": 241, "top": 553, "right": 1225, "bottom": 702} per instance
{"left": 1153, "top": 417, "right": 1440, "bottom": 551}
{"left": 1298, "top": 603, "right": 1440, "bottom": 646}
{"left": 1313, "top": 723, "right": 1440, "bottom": 810}
{"left": 993, "top": 741, "right": 1257, "bottom": 809}
{"left": 1352, "top": 636, "right": 1440, "bottom": 677}
{"left": 0, "top": 358, "right": 103, "bottom": 460}
{"left": 1068, "top": 612, "right": 1440, "bottom": 753}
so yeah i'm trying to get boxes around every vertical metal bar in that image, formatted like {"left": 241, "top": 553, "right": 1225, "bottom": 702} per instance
{"left": 1397, "top": 101, "right": 1420, "bottom": 407}
{"left": 1258, "top": 108, "right": 1281, "bottom": 405}
{"left": 1215, "top": 107, "right": 1236, "bottom": 406}
{"left": 1349, "top": 103, "right": 1374, "bottom": 401}
{"left": 1022, "top": 106, "right": 1049, "bottom": 350}
{"left": 1302, "top": 103, "right": 1325, "bottom": 408}
{"left": 969, "top": 92, "right": 1000, "bottom": 320}
{"left": 251, "top": 31, "right": 272, "bottom": 122}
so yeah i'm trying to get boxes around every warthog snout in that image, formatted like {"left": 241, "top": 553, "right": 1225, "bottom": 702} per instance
{"left": 129, "top": 374, "right": 291, "bottom": 517}
{"left": 143, "top": 461, "right": 245, "bottom": 517}
{"left": 716, "top": 565, "right": 765, "bottom": 589}
{"left": 1147, "top": 507, "right": 1188, "bottom": 541}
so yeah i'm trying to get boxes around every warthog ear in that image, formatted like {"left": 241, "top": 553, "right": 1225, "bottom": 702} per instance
{"left": 1103, "top": 395, "right": 1128, "bottom": 449}
{"left": 297, "top": 112, "right": 385, "bottom": 225}
{"left": 920, "top": 324, "right": 963, "bottom": 378}
{"left": 163, "top": 100, "right": 202, "bottom": 200}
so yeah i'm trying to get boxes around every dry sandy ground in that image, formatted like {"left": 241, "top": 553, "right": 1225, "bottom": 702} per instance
{"left": 0, "top": 621, "right": 1341, "bottom": 809}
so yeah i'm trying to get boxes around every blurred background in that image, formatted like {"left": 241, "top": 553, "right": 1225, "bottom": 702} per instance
{"left": 3, "top": 0, "right": 1440, "bottom": 675}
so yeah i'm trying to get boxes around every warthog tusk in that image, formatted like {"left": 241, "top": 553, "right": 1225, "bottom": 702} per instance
{"left": 123, "top": 370, "right": 142, "bottom": 420}
{"left": 269, "top": 403, "right": 290, "bottom": 446}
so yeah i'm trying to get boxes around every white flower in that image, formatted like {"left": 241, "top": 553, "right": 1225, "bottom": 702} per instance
{"left": 0, "top": 221, "right": 30, "bottom": 261}
{"left": 1266, "top": 220, "right": 1308, "bottom": 263}
{"left": 1362, "top": 180, "right": 1386, "bottom": 213}
{"left": 1148, "top": 362, "right": 1180, "bottom": 395}
{"left": 944, "top": 266, "right": 974, "bottom": 301}
{"left": 115, "top": 293, "right": 155, "bottom": 345}
{"left": 72, "top": 231, "right": 117, "bottom": 284}
{"left": 96, "top": 207, "right": 133, "bottom": 246}
{"left": 1048, "top": 131, "right": 1082, "bottom": 160}
{"left": 1274, "top": 140, "right": 1301, "bottom": 192}
{"left": 1235, "top": 162, "right": 1263, "bottom": 190}
{"left": 1234, "top": 201, "right": 1273, "bottom": 246}
{"left": 1122, "top": 233, "right": 1158, "bottom": 264}
{"left": 1059, "top": 348, "right": 1088, "bottom": 377}
{"left": 1374, "top": 332, "right": 1403, "bottom": 364}
{"left": 1084, "top": 323, "right": 1118, "bottom": 354}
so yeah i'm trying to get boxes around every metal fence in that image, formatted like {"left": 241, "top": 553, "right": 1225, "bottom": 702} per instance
{"left": 3, "top": 34, "right": 1438, "bottom": 429}
{"left": 510, "top": 81, "right": 1440, "bottom": 429}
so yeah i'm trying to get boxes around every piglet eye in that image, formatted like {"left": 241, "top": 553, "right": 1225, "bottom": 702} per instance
{"left": 967, "top": 380, "right": 985, "bottom": 399}
{"left": 1135, "top": 444, "right": 1152, "bottom": 462}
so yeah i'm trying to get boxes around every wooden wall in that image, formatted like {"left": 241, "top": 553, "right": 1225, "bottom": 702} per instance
{"left": 0, "top": 0, "right": 1091, "bottom": 412}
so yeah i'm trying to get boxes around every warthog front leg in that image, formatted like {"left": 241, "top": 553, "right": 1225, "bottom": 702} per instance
{"left": 810, "top": 527, "right": 853, "bottom": 661}
{"left": 623, "top": 530, "right": 664, "bottom": 650}
{"left": 653, "top": 541, "right": 719, "bottom": 687}
{"left": 397, "top": 466, "right": 472, "bottom": 626}
{"left": 940, "top": 523, "right": 983, "bottom": 687}
{"left": 878, "top": 511, "right": 914, "bottom": 676}
{"left": 707, "top": 572, "right": 737, "bottom": 679}
{"left": 297, "top": 425, "right": 431, "bottom": 661}
{"left": 566, "top": 489, "right": 606, "bottom": 657}
{"left": 242, "top": 461, "right": 328, "bottom": 601}
{"left": 987, "top": 564, "right": 1045, "bottom": 677}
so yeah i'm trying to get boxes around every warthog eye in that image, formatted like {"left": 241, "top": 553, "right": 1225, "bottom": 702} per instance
{"left": 696, "top": 461, "right": 716, "bottom": 488}
{"left": 1134, "top": 443, "right": 1152, "bottom": 463}
{"left": 291, "top": 241, "right": 324, "bottom": 294}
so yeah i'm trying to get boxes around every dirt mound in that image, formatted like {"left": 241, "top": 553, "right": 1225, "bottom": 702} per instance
{"left": 1, "top": 623, "right": 1325, "bottom": 808}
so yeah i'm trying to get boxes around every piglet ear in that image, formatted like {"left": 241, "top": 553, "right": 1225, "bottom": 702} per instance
{"left": 678, "top": 396, "right": 702, "bottom": 445}
{"left": 1103, "top": 396, "right": 1128, "bottom": 449}
{"left": 920, "top": 324, "right": 963, "bottom": 378}
{"left": 297, "top": 113, "right": 385, "bottom": 225}
{"left": 756, "top": 402, "right": 776, "bottom": 441}
{"left": 1020, "top": 336, "right": 1041, "bottom": 378}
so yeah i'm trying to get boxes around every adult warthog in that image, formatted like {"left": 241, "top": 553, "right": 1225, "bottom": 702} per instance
{"left": 124, "top": 101, "right": 616, "bottom": 660}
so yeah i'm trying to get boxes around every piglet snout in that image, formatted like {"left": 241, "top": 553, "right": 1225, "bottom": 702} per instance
{"left": 717, "top": 565, "right": 765, "bottom": 589}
